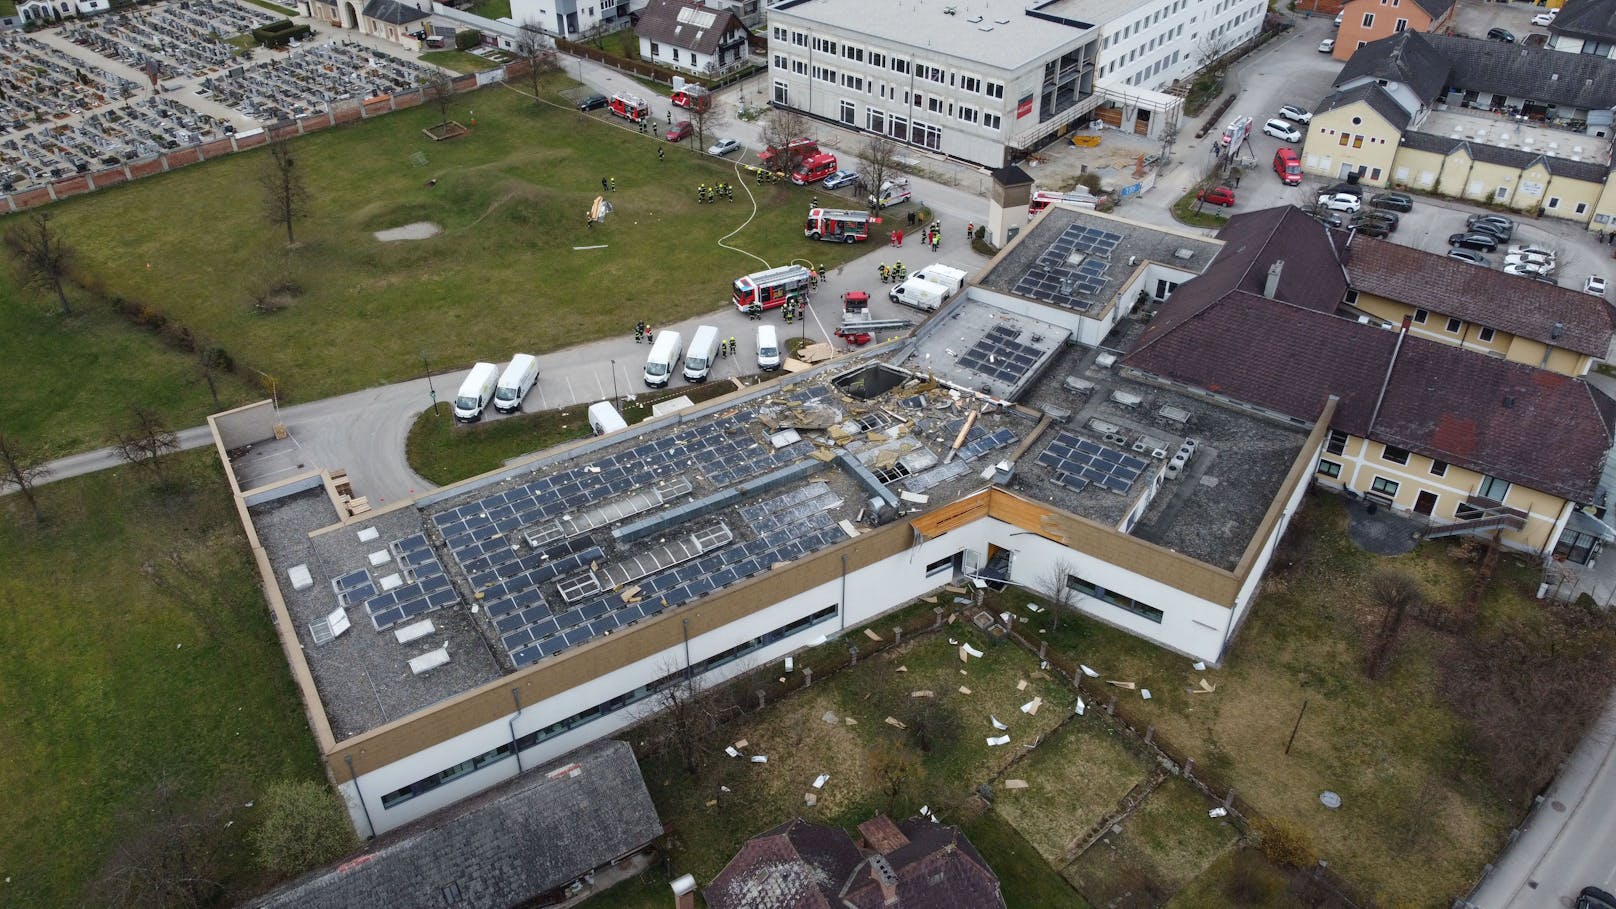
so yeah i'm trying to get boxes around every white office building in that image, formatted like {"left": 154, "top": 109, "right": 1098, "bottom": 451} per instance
{"left": 764, "top": 0, "right": 1103, "bottom": 167}
{"left": 508, "top": 0, "right": 628, "bottom": 37}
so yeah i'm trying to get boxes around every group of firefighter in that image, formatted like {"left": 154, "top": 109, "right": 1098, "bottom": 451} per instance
{"left": 876, "top": 261, "right": 909, "bottom": 284}
{"left": 697, "top": 182, "right": 734, "bottom": 203}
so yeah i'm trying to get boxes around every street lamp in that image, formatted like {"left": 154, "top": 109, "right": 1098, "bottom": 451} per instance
{"left": 610, "top": 358, "right": 619, "bottom": 408}
{"left": 422, "top": 353, "right": 439, "bottom": 415}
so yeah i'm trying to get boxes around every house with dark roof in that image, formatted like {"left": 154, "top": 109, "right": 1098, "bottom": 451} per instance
{"left": 1124, "top": 207, "right": 1616, "bottom": 558}
{"left": 635, "top": 0, "right": 751, "bottom": 76}
{"left": 1332, "top": 0, "right": 1455, "bottom": 62}
{"left": 703, "top": 815, "right": 1006, "bottom": 909}
{"left": 1339, "top": 233, "right": 1616, "bottom": 375}
{"left": 1301, "top": 31, "right": 1616, "bottom": 226}
{"left": 245, "top": 739, "right": 662, "bottom": 909}
{"left": 1547, "top": 0, "right": 1616, "bottom": 61}
{"left": 301, "top": 0, "right": 429, "bottom": 47}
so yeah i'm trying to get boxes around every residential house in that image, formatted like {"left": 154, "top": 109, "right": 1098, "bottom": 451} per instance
{"left": 508, "top": 0, "right": 629, "bottom": 39}
{"left": 1547, "top": 0, "right": 1616, "bottom": 60}
{"left": 303, "top": 0, "right": 430, "bottom": 47}
{"left": 635, "top": 0, "right": 751, "bottom": 77}
{"left": 1333, "top": 0, "right": 1455, "bottom": 61}
{"left": 703, "top": 815, "right": 1006, "bottom": 909}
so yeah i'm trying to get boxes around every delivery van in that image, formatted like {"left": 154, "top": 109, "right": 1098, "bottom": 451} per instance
{"left": 493, "top": 353, "right": 540, "bottom": 413}
{"left": 587, "top": 401, "right": 628, "bottom": 436}
{"left": 756, "top": 324, "right": 781, "bottom": 371}
{"left": 683, "top": 325, "right": 720, "bottom": 382}
{"left": 453, "top": 362, "right": 499, "bottom": 422}
{"left": 644, "top": 330, "right": 683, "bottom": 387}
{"left": 913, "top": 263, "right": 967, "bottom": 296}
{"left": 1272, "top": 147, "right": 1302, "bottom": 185}
{"left": 888, "top": 277, "right": 950, "bottom": 312}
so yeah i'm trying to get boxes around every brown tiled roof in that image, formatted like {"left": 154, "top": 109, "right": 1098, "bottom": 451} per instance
{"left": 857, "top": 815, "right": 910, "bottom": 854}
{"left": 703, "top": 818, "right": 862, "bottom": 909}
{"left": 841, "top": 819, "right": 1004, "bottom": 909}
{"left": 1341, "top": 235, "right": 1616, "bottom": 357}
{"left": 634, "top": 0, "right": 748, "bottom": 55}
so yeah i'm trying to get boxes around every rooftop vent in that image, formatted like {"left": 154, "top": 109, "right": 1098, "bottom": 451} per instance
{"left": 943, "top": 5, "right": 956, "bottom": 13}
{"left": 1173, "top": 247, "right": 1196, "bottom": 260}
{"left": 967, "top": 14, "right": 982, "bottom": 21}
{"left": 994, "top": 17, "right": 1010, "bottom": 23}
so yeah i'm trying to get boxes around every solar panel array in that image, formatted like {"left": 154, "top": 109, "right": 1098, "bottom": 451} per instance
{"left": 428, "top": 403, "right": 822, "bottom": 668}
{"left": 1010, "top": 222, "right": 1124, "bottom": 312}
{"left": 360, "top": 535, "right": 456, "bottom": 631}
{"left": 956, "top": 325, "right": 1047, "bottom": 388}
{"left": 1036, "top": 431, "right": 1150, "bottom": 495}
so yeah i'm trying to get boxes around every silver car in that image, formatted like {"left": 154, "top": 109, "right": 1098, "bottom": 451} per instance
{"left": 706, "top": 137, "right": 742, "bottom": 156}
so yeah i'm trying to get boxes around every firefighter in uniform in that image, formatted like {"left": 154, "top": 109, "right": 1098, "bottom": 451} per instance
{"left": 878, "top": 263, "right": 889, "bottom": 284}
{"left": 748, "top": 300, "right": 763, "bottom": 321}
{"left": 893, "top": 261, "right": 905, "bottom": 281}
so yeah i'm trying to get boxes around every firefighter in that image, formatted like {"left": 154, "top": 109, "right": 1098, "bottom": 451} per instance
{"left": 748, "top": 300, "right": 763, "bottom": 321}
{"left": 610, "top": 177, "right": 617, "bottom": 192}
{"left": 657, "top": 146, "right": 664, "bottom": 161}
{"left": 878, "top": 263, "right": 889, "bottom": 284}
{"left": 894, "top": 261, "right": 905, "bottom": 281}
{"left": 719, "top": 337, "right": 727, "bottom": 358}
{"left": 808, "top": 271, "right": 818, "bottom": 290}
{"left": 729, "top": 337, "right": 737, "bottom": 356}
{"left": 634, "top": 321, "right": 645, "bottom": 343}
{"left": 966, "top": 221, "right": 974, "bottom": 241}
{"left": 817, "top": 264, "right": 827, "bottom": 281}
{"left": 812, "top": 195, "right": 819, "bottom": 209}
{"left": 783, "top": 299, "right": 794, "bottom": 324}
{"left": 725, "top": 183, "right": 734, "bottom": 201}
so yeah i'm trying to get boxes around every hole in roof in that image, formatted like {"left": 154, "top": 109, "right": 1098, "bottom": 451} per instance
{"left": 833, "top": 364, "right": 910, "bottom": 400}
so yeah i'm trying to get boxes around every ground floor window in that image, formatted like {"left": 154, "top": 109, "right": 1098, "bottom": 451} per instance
{"left": 1370, "top": 476, "right": 1399, "bottom": 499}
{"left": 1066, "top": 574, "right": 1164, "bottom": 624}
{"left": 773, "top": 81, "right": 788, "bottom": 105}
{"left": 1316, "top": 459, "right": 1342, "bottom": 479}
{"left": 1555, "top": 529, "right": 1600, "bottom": 565}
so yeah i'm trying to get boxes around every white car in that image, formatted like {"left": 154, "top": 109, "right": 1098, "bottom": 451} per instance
{"left": 1333, "top": 11, "right": 1343, "bottom": 25}
{"left": 1277, "top": 104, "right": 1313, "bottom": 124}
{"left": 1504, "top": 262, "right": 1550, "bottom": 277}
{"left": 1505, "top": 252, "right": 1555, "bottom": 271}
{"left": 1532, "top": 10, "right": 1556, "bottom": 25}
{"left": 1318, "top": 38, "right": 1336, "bottom": 53}
{"left": 1318, "top": 192, "right": 1361, "bottom": 213}
{"left": 1508, "top": 244, "right": 1556, "bottom": 262}
{"left": 1585, "top": 275, "right": 1607, "bottom": 297}
{"left": 1262, "top": 119, "right": 1302, "bottom": 142}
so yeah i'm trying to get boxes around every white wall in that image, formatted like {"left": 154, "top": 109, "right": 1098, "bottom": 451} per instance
{"left": 1334, "top": 77, "right": 1424, "bottom": 123}
{"left": 1095, "top": 0, "right": 1263, "bottom": 93}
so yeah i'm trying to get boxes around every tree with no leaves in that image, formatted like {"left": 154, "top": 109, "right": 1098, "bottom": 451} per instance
{"left": 1365, "top": 567, "right": 1425, "bottom": 679}
{"left": 513, "top": 25, "right": 557, "bottom": 103}
{"left": 261, "top": 137, "right": 309, "bottom": 249}
{"left": 0, "top": 432, "right": 50, "bottom": 522}
{"left": 868, "top": 743, "right": 922, "bottom": 815}
{"left": 112, "top": 407, "right": 181, "bottom": 484}
{"left": 1040, "top": 559, "right": 1079, "bottom": 633}
{"left": 87, "top": 774, "right": 232, "bottom": 909}
{"left": 1195, "top": 32, "right": 1234, "bottom": 76}
{"left": 8, "top": 209, "right": 75, "bottom": 316}
{"left": 858, "top": 132, "right": 902, "bottom": 212}
{"left": 759, "top": 107, "right": 809, "bottom": 168}
{"left": 690, "top": 96, "right": 715, "bottom": 151}
{"left": 423, "top": 69, "right": 456, "bottom": 133}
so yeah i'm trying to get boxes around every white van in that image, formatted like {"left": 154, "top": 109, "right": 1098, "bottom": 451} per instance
{"left": 683, "top": 325, "right": 720, "bottom": 382}
{"left": 913, "top": 263, "right": 967, "bottom": 297}
{"left": 756, "top": 324, "right": 781, "bottom": 372}
{"left": 587, "top": 401, "right": 627, "bottom": 436}
{"left": 869, "top": 177, "right": 911, "bottom": 209}
{"left": 453, "top": 362, "right": 500, "bottom": 422}
{"left": 644, "top": 330, "right": 683, "bottom": 387}
{"left": 888, "top": 277, "right": 950, "bottom": 312}
{"left": 493, "top": 353, "right": 540, "bottom": 413}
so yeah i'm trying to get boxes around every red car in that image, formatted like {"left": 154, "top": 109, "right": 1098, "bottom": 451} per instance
{"left": 1196, "top": 186, "right": 1236, "bottom": 207}
{"left": 665, "top": 121, "right": 692, "bottom": 142}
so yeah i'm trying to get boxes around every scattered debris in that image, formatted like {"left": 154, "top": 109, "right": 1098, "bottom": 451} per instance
{"left": 812, "top": 774, "right": 830, "bottom": 789}
{"left": 1192, "top": 661, "right": 1207, "bottom": 672}
{"left": 1004, "top": 779, "right": 1029, "bottom": 790}
{"left": 1075, "top": 696, "right": 1086, "bottom": 716}
{"left": 1080, "top": 664, "right": 1100, "bottom": 678}
{"left": 1141, "top": 689, "right": 1152, "bottom": 700}
{"left": 948, "top": 613, "right": 958, "bottom": 624}
{"left": 1031, "top": 670, "right": 1051, "bottom": 680}
{"left": 990, "top": 715, "right": 1009, "bottom": 731}
{"left": 922, "top": 595, "right": 938, "bottom": 604}
{"left": 1016, "top": 679, "right": 1028, "bottom": 691}
{"left": 900, "top": 491, "right": 930, "bottom": 504}
{"left": 895, "top": 665, "right": 908, "bottom": 673}
{"left": 785, "top": 656, "right": 795, "bottom": 673}
{"left": 1025, "top": 602, "right": 1044, "bottom": 613}
{"left": 959, "top": 643, "right": 984, "bottom": 662}
{"left": 864, "top": 628, "right": 882, "bottom": 642}
{"left": 953, "top": 596, "right": 974, "bottom": 605}
{"left": 1020, "top": 697, "right": 1043, "bottom": 715}
{"left": 725, "top": 746, "right": 741, "bottom": 758}
{"left": 885, "top": 716, "right": 908, "bottom": 730}
{"left": 804, "top": 793, "right": 818, "bottom": 807}
{"left": 1107, "top": 680, "right": 1137, "bottom": 690}
{"left": 948, "top": 638, "right": 959, "bottom": 645}
{"left": 750, "top": 755, "right": 768, "bottom": 764}
{"left": 822, "top": 710, "right": 840, "bottom": 725}
{"left": 944, "top": 585, "right": 967, "bottom": 594}
{"left": 706, "top": 799, "right": 718, "bottom": 807}
{"left": 845, "top": 717, "right": 858, "bottom": 726}
{"left": 735, "top": 739, "right": 749, "bottom": 749}
{"left": 1208, "top": 807, "right": 1228, "bottom": 818}
{"left": 986, "top": 735, "right": 1011, "bottom": 746}
{"left": 911, "top": 690, "right": 935, "bottom": 698}
{"left": 959, "top": 685, "right": 973, "bottom": 695}
{"left": 1190, "top": 678, "right": 1217, "bottom": 694}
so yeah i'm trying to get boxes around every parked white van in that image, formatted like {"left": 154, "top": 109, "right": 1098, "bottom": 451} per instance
{"left": 683, "top": 325, "right": 720, "bottom": 382}
{"left": 644, "top": 330, "right": 683, "bottom": 387}
{"left": 913, "top": 263, "right": 967, "bottom": 297}
{"left": 493, "top": 353, "right": 540, "bottom": 413}
{"left": 453, "top": 362, "right": 500, "bottom": 422}
{"left": 587, "top": 401, "right": 628, "bottom": 436}
{"left": 756, "top": 324, "right": 781, "bottom": 371}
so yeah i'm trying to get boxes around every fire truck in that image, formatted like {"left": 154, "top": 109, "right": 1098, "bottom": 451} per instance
{"left": 1027, "top": 189, "right": 1099, "bottom": 217}
{"left": 670, "top": 86, "right": 710, "bottom": 111}
{"left": 732, "top": 265, "right": 813, "bottom": 311}
{"left": 758, "top": 138, "right": 819, "bottom": 172}
{"left": 608, "top": 92, "right": 649, "bottom": 123}
{"left": 805, "top": 208, "right": 878, "bottom": 243}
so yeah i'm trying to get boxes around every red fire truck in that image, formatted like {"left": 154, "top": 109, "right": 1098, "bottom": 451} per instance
{"left": 790, "top": 152, "right": 838, "bottom": 185}
{"left": 805, "top": 208, "right": 878, "bottom": 243}
{"left": 608, "top": 92, "right": 649, "bottom": 123}
{"left": 732, "top": 265, "right": 814, "bottom": 310}
{"left": 671, "top": 86, "right": 710, "bottom": 111}
{"left": 758, "top": 137, "right": 819, "bottom": 172}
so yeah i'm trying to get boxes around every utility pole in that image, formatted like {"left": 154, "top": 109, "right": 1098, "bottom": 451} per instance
{"left": 422, "top": 353, "right": 439, "bottom": 415}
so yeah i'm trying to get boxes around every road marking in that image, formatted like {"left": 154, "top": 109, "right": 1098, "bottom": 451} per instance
{"left": 565, "top": 375, "right": 577, "bottom": 406}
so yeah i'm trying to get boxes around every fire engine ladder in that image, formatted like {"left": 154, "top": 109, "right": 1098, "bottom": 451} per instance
{"left": 837, "top": 316, "right": 915, "bottom": 333}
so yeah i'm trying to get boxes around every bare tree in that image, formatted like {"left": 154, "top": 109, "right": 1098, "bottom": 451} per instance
{"left": 858, "top": 132, "right": 901, "bottom": 211}
{"left": 513, "top": 25, "right": 557, "bottom": 103}
{"left": 1365, "top": 567, "right": 1424, "bottom": 679}
{"left": 690, "top": 96, "right": 715, "bottom": 151}
{"left": 1040, "top": 559, "right": 1079, "bottom": 633}
{"left": 422, "top": 69, "right": 456, "bottom": 132}
{"left": 194, "top": 340, "right": 230, "bottom": 409}
{"left": 87, "top": 774, "right": 233, "bottom": 909}
{"left": 0, "top": 432, "right": 50, "bottom": 522}
{"left": 8, "top": 209, "right": 74, "bottom": 315}
{"left": 868, "top": 744, "right": 921, "bottom": 815}
{"left": 1195, "top": 32, "right": 1234, "bottom": 76}
{"left": 112, "top": 407, "right": 180, "bottom": 484}
{"left": 260, "top": 137, "right": 308, "bottom": 249}
{"left": 759, "top": 107, "right": 809, "bottom": 171}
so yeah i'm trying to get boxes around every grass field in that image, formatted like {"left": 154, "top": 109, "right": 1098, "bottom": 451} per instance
{"left": 419, "top": 50, "right": 500, "bottom": 73}
{"left": 18, "top": 76, "right": 865, "bottom": 448}
{"left": 1008, "top": 496, "right": 1522, "bottom": 906}
{"left": 1064, "top": 776, "right": 1241, "bottom": 906}
{"left": 0, "top": 450, "right": 327, "bottom": 907}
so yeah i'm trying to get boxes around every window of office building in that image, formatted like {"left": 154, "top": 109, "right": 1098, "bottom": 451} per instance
{"left": 1066, "top": 574, "right": 1164, "bottom": 623}
{"left": 840, "top": 100, "right": 856, "bottom": 124}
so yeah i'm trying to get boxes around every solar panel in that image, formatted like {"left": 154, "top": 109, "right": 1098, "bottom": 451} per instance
{"left": 1038, "top": 430, "right": 1148, "bottom": 496}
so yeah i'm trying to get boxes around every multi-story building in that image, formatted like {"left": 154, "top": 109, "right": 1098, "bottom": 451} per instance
{"left": 1331, "top": 0, "right": 1454, "bottom": 61}
{"left": 764, "top": 0, "right": 1102, "bottom": 167}
{"left": 508, "top": 0, "right": 629, "bottom": 38}
{"left": 1094, "top": 0, "right": 1265, "bottom": 91}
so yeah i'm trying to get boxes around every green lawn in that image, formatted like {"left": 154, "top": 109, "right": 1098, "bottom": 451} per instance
{"left": 0, "top": 450, "right": 327, "bottom": 907}
{"left": 419, "top": 49, "right": 500, "bottom": 74}
{"left": 469, "top": 0, "right": 510, "bottom": 19}
{"left": 1063, "top": 776, "right": 1240, "bottom": 906}
{"left": 960, "top": 807, "right": 1093, "bottom": 909}
{"left": 19, "top": 77, "right": 860, "bottom": 445}
{"left": 237, "top": 0, "right": 297, "bottom": 14}
{"left": 1170, "top": 189, "right": 1231, "bottom": 228}
{"left": 1008, "top": 496, "right": 1525, "bottom": 906}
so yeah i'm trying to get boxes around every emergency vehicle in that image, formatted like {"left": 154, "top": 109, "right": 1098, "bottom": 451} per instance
{"left": 758, "top": 138, "right": 819, "bottom": 171}
{"left": 732, "top": 265, "right": 813, "bottom": 311}
{"left": 671, "top": 86, "right": 710, "bottom": 111}
{"left": 790, "top": 152, "right": 838, "bottom": 185}
{"left": 608, "top": 92, "right": 649, "bottom": 123}
{"left": 1027, "top": 189, "right": 1098, "bottom": 217}
{"left": 805, "top": 208, "right": 879, "bottom": 243}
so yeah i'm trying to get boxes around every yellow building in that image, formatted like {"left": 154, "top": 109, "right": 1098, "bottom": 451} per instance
{"left": 1304, "top": 84, "right": 1407, "bottom": 186}
{"left": 1339, "top": 234, "right": 1615, "bottom": 376}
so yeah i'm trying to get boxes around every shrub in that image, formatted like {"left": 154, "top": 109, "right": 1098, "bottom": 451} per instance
{"left": 250, "top": 779, "right": 357, "bottom": 874}
{"left": 455, "top": 29, "right": 484, "bottom": 51}
{"left": 1253, "top": 816, "right": 1318, "bottom": 869}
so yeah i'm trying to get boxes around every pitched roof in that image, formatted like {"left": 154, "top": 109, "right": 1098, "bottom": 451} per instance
{"left": 634, "top": 0, "right": 748, "bottom": 55}
{"left": 704, "top": 816, "right": 1004, "bottom": 909}
{"left": 1409, "top": 0, "right": 1456, "bottom": 21}
{"left": 703, "top": 818, "right": 864, "bottom": 909}
{"left": 1423, "top": 33, "right": 1616, "bottom": 109}
{"left": 360, "top": 0, "right": 428, "bottom": 24}
{"left": 1335, "top": 31, "right": 1451, "bottom": 101}
{"left": 1317, "top": 82, "right": 1413, "bottom": 131}
{"left": 1393, "top": 132, "right": 1611, "bottom": 181}
{"left": 247, "top": 740, "right": 661, "bottom": 909}
{"left": 1550, "top": 0, "right": 1616, "bottom": 43}
{"left": 1125, "top": 279, "right": 1614, "bottom": 502}
{"left": 1341, "top": 234, "right": 1616, "bottom": 357}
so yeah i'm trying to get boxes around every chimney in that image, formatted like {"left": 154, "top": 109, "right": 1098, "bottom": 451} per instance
{"left": 670, "top": 874, "right": 697, "bottom": 909}
{"left": 1264, "top": 259, "right": 1284, "bottom": 299}
{"left": 869, "top": 856, "right": 900, "bottom": 906}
